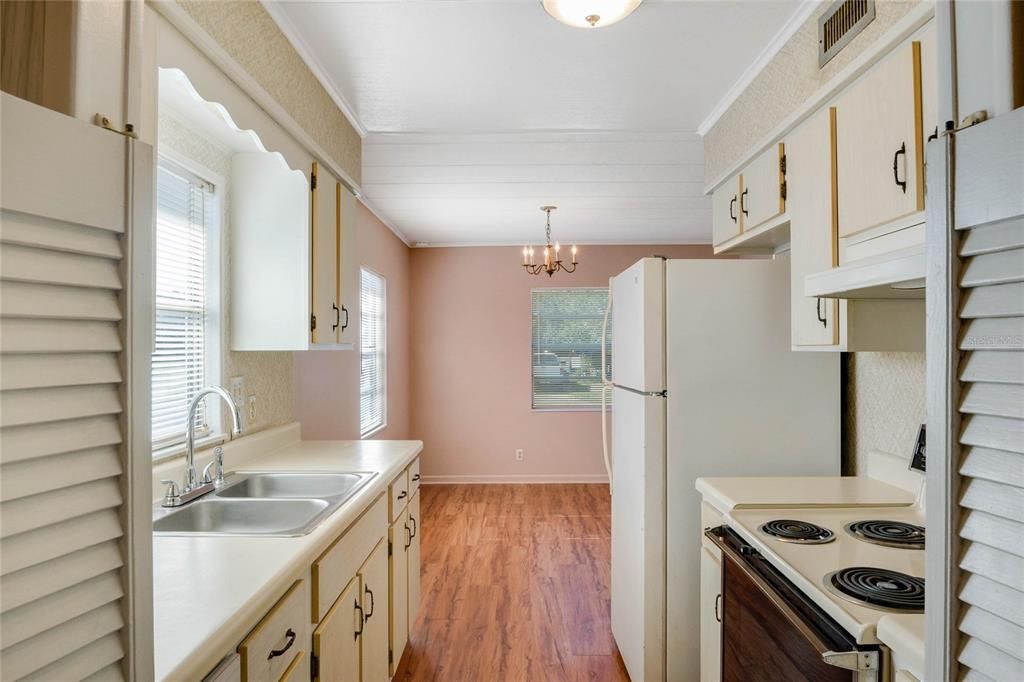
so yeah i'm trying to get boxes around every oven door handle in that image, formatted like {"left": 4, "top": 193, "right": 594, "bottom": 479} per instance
{"left": 706, "top": 528, "right": 881, "bottom": 678}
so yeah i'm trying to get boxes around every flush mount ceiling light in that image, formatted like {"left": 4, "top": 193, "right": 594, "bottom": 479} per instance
{"left": 522, "top": 206, "right": 578, "bottom": 277}
{"left": 542, "top": 0, "right": 643, "bottom": 28}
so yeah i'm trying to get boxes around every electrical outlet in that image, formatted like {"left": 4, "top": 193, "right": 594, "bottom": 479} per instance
{"left": 515, "top": 449, "right": 524, "bottom": 462}
{"left": 247, "top": 394, "right": 257, "bottom": 423}
{"left": 229, "top": 376, "right": 245, "bottom": 410}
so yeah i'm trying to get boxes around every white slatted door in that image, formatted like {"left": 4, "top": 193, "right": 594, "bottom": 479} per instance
{"left": 934, "top": 107, "right": 1024, "bottom": 680}
{"left": 1, "top": 93, "right": 147, "bottom": 680}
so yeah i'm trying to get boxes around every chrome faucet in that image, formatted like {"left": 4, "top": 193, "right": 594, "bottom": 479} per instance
{"left": 161, "top": 386, "right": 242, "bottom": 507}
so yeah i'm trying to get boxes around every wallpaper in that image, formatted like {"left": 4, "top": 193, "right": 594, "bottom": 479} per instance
{"left": 158, "top": 113, "right": 294, "bottom": 437}
{"left": 704, "top": 0, "right": 920, "bottom": 182}
{"left": 175, "top": 0, "right": 362, "bottom": 185}
{"left": 845, "top": 352, "right": 927, "bottom": 474}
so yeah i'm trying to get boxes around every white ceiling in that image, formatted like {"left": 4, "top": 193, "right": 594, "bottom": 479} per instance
{"left": 265, "top": 0, "right": 811, "bottom": 245}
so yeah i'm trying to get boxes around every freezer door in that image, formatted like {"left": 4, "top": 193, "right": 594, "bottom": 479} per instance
{"left": 611, "top": 258, "right": 665, "bottom": 392}
{"left": 610, "top": 387, "right": 666, "bottom": 682}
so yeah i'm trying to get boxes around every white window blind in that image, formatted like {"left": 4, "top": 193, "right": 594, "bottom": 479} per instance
{"left": 152, "top": 159, "right": 216, "bottom": 453}
{"left": 531, "top": 288, "right": 611, "bottom": 410}
{"left": 360, "top": 268, "right": 387, "bottom": 437}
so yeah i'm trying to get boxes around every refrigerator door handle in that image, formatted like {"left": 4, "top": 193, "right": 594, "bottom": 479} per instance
{"left": 601, "top": 280, "right": 613, "bottom": 491}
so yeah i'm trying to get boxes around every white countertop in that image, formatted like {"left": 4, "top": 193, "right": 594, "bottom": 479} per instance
{"left": 877, "top": 614, "right": 925, "bottom": 677}
{"left": 152, "top": 437, "right": 423, "bottom": 681}
{"left": 696, "top": 475, "right": 917, "bottom": 515}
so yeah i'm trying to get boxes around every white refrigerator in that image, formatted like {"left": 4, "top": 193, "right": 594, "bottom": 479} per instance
{"left": 606, "top": 256, "right": 841, "bottom": 682}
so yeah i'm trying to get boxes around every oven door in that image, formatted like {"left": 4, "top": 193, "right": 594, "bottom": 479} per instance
{"left": 707, "top": 526, "right": 886, "bottom": 682}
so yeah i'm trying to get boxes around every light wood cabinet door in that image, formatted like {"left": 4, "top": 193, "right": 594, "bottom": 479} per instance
{"left": 337, "top": 185, "right": 359, "bottom": 345}
{"left": 835, "top": 39, "right": 924, "bottom": 238}
{"left": 699, "top": 546, "right": 722, "bottom": 682}
{"left": 311, "top": 162, "right": 339, "bottom": 345}
{"left": 389, "top": 510, "right": 410, "bottom": 675}
{"left": 313, "top": 576, "right": 362, "bottom": 682}
{"left": 359, "top": 540, "right": 390, "bottom": 682}
{"left": 711, "top": 176, "right": 741, "bottom": 246}
{"left": 788, "top": 108, "right": 839, "bottom": 347}
{"left": 740, "top": 142, "right": 786, "bottom": 232}
{"left": 407, "top": 491, "right": 422, "bottom": 628}
{"left": 278, "top": 652, "right": 306, "bottom": 682}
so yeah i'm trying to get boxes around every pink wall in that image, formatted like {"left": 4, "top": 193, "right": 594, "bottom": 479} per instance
{"left": 408, "top": 245, "right": 718, "bottom": 481}
{"left": 293, "top": 202, "right": 411, "bottom": 440}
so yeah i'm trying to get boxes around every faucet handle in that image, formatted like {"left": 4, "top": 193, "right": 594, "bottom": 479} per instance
{"left": 160, "top": 479, "right": 181, "bottom": 506}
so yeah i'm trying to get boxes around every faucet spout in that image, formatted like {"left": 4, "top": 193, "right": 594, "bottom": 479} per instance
{"left": 184, "top": 386, "right": 243, "bottom": 492}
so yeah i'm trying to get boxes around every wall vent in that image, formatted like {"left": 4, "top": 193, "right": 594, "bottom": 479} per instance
{"left": 818, "top": 0, "right": 876, "bottom": 68}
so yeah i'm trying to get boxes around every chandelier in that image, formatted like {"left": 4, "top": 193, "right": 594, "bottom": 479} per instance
{"left": 522, "top": 206, "right": 578, "bottom": 277}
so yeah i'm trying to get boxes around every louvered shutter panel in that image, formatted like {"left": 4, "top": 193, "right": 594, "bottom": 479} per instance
{"left": 952, "top": 108, "right": 1024, "bottom": 680}
{"left": 531, "top": 288, "right": 611, "bottom": 409}
{"left": 1, "top": 94, "right": 133, "bottom": 680}
{"left": 359, "top": 268, "right": 386, "bottom": 436}
{"left": 152, "top": 160, "right": 212, "bottom": 451}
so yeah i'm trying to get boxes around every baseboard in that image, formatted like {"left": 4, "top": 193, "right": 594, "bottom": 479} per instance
{"left": 420, "top": 474, "right": 610, "bottom": 485}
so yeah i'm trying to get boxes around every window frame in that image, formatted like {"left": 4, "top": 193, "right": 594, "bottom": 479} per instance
{"left": 359, "top": 266, "right": 388, "bottom": 439}
{"left": 151, "top": 150, "right": 224, "bottom": 460}
{"left": 529, "top": 286, "right": 611, "bottom": 413}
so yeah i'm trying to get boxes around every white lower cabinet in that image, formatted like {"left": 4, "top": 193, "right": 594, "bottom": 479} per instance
{"left": 699, "top": 544, "right": 723, "bottom": 682}
{"left": 389, "top": 507, "right": 410, "bottom": 675}
{"left": 313, "top": 576, "right": 362, "bottom": 681}
{"left": 359, "top": 541, "right": 391, "bottom": 682}
{"left": 219, "top": 457, "right": 421, "bottom": 682}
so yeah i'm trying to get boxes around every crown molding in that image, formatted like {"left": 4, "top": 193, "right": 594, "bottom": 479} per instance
{"left": 696, "top": 0, "right": 822, "bottom": 137}
{"left": 261, "top": 0, "right": 368, "bottom": 139}
{"left": 408, "top": 239, "right": 713, "bottom": 249}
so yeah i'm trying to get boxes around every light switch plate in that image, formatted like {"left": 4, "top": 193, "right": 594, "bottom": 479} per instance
{"left": 229, "top": 376, "right": 245, "bottom": 409}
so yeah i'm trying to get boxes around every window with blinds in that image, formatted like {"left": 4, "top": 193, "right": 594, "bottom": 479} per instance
{"left": 531, "top": 288, "right": 611, "bottom": 410}
{"left": 152, "top": 158, "right": 220, "bottom": 454}
{"left": 360, "top": 268, "right": 387, "bottom": 437}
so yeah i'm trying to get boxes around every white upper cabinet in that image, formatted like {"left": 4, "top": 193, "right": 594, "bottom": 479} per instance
{"left": 231, "top": 155, "right": 356, "bottom": 351}
{"left": 712, "top": 176, "right": 741, "bottom": 246}
{"left": 788, "top": 109, "right": 838, "bottom": 348}
{"left": 740, "top": 142, "right": 786, "bottom": 233}
{"left": 834, "top": 34, "right": 927, "bottom": 239}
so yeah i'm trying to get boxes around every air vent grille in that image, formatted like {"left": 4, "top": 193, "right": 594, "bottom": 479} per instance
{"left": 818, "top": 0, "right": 876, "bottom": 68}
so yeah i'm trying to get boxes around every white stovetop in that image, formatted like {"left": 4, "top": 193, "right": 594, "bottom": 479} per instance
{"left": 152, "top": 430, "right": 422, "bottom": 681}
{"left": 728, "top": 504, "right": 926, "bottom": 644}
{"left": 696, "top": 472, "right": 926, "bottom": 677}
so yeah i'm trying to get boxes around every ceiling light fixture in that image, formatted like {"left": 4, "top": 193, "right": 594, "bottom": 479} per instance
{"left": 541, "top": 0, "right": 643, "bottom": 28}
{"left": 522, "top": 206, "right": 578, "bottom": 277}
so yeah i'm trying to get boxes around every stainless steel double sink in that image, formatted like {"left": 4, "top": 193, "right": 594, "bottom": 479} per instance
{"left": 153, "top": 471, "right": 376, "bottom": 537}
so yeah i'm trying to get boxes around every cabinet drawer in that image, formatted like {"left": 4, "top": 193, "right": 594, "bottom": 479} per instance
{"left": 408, "top": 458, "right": 421, "bottom": 497}
{"left": 312, "top": 493, "right": 387, "bottom": 621}
{"left": 389, "top": 469, "right": 410, "bottom": 521}
{"left": 238, "top": 580, "right": 309, "bottom": 682}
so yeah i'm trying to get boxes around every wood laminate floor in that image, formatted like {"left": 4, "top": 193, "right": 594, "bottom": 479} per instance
{"left": 394, "top": 484, "right": 631, "bottom": 682}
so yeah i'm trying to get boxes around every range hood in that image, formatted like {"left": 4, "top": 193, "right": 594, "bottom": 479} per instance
{"left": 805, "top": 244, "right": 926, "bottom": 299}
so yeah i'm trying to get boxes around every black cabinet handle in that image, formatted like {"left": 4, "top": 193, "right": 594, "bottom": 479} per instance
{"left": 332, "top": 303, "right": 340, "bottom": 331}
{"left": 729, "top": 195, "right": 737, "bottom": 222}
{"left": 714, "top": 594, "right": 722, "bottom": 623}
{"left": 892, "top": 141, "right": 907, "bottom": 193}
{"left": 340, "top": 305, "right": 349, "bottom": 332}
{"left": 927, "top": 126, "right": 939, "bottom": 143}
{"left": 740, "top": 188, "right": 749, "bottom": 216}
{"left": 404, "top": 522, "right": 412, "bottom": 550}
{"left": 816, "top": 298, "right": 827, "bottom": 328}
{"left": 409, "top": 516, "right": 417, "bottom": 539}
{"left": 397, "top": 490, "right": 407, "bottom": 500}
{"left": 364, "top": 586, "right": 375, "bottom": 619}
{"left": 412, "top": 473, "right": 421, "bottom": 482}
{"left": 267, "top": 628, "right": 296, "bottom": 660}
{"left": 354, "top": 600, "right": 364, "bottom": 639}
